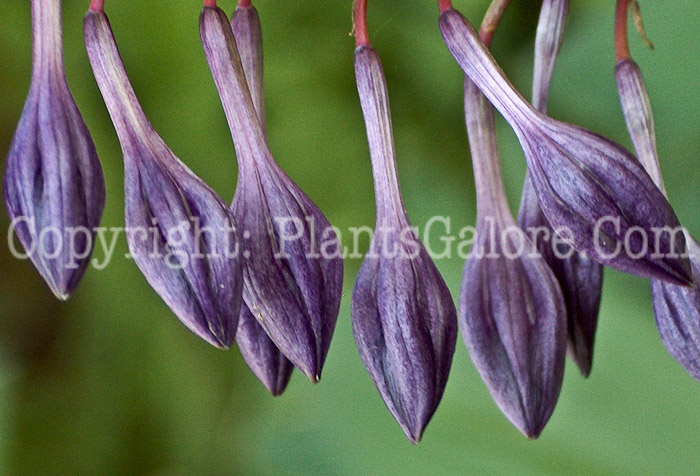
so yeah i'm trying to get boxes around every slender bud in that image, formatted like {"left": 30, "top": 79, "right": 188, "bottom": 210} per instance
{"left": 531, "top": 0, "right": 569, "bottom": 113}
{"left": 462, "top": 79, "right": 567, "bottom": 439}
{"left": 439, "top": 8, "right": 691, "bottom": 286}
{"left": 517, "top": 0, "right": 602, "bottom": 377}
{"left": 230, "top": 3, "right": 294, "bottom": 394}
{"left": 200, "top": 6, "right": 343, "bottom": 381}
{"left": 231, "top": 4, "right": 265, "bottom": 136}
{"left": 84, "top": 10, "right": 242, "bottom": 348}
{"left": 4, "top": 0, "right": 105, "bottom": 300}
{"left": 236, "top": 305, "right": 293, "bottom": 395}
{"left": 616, "top": 58, "right": 700, "bottom": 381}
{"left": 352, "top": 45, "right": 458, "bottom": 443}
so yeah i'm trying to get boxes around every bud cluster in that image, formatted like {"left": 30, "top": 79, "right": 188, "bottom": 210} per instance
{"left": 2, "top": 0, "right": 697, "bottom": 443}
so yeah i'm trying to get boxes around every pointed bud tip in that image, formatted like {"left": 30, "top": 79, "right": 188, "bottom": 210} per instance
{"left": 54, "top": 291, "right": 71, "bottom": 302}
{"left": 668, "top": 260, "right": 694, "bottom": 288}
{"left": 575, "top": 360, "right": 592, "bottom": 379}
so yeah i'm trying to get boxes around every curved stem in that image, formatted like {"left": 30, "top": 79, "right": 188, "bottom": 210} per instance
{"left": 353, "top": 0, "right": 369, "bottom": 47}
{"left": 479, "top": 0, "right": 511, "bottom": 47}
{"left": 615, "top": 0, "right": 631, "bottom": 61}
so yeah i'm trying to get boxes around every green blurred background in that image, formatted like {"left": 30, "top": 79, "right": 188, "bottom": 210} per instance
{"left": 1, "top": 1, "right": 699, "bottom": 474}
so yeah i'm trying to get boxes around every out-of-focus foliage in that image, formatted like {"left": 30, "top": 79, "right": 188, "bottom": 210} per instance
{"left": 1, "top": 1, "right": 699, "bottom": 475}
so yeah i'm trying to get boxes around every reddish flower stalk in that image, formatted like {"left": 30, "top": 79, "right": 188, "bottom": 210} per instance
{"left": 438, "top": 0, "right": 453, "bottom": 14}
{"left": 478, "top": 0, "right": 511, "bottom": 47}
{"left": 615, "top": 0, "right": 631, "bottom": 61}
{"left": 353, "top": 0, "right": 369, "bottom": 47}
{"left": 89, "top": 0, "right": 105, "bottom": 12}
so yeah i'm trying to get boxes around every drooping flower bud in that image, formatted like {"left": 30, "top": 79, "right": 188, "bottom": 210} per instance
{"left": 236, "top": 305, "right": 294, "bottom": 395}
{"left": 230, "top": 3, "right": 294, "bottom": 394}
{"left": 4, "top": 0, "right": 105, "bottom": 300}
{"left": 517, "top": 0, "right": 603, "bottom": 377}
{"left": 200, "top": 6, "right": 343, "bottom": 381}
{"left": 462, "top": 78, "right": 567, "bottom": 439}
{"left": 231, "top": 4, "right": 265, "bottom": 136}
{"left": 352, "top": 45, "right": 458, "bottom": 443}
{"left": 531, "top": 0, "right": 569, "bottom": 113}
{"left": 651, "top": 242, "right": 700, "bottom": 380}
{"left": 84, "top": 9, "right": 242, "bottom": 348}
{"left": 439, "top": 8, "right": 691, "bottom": 286}
{"left": 616, "top": 58, "right": 700, "bottom": 381}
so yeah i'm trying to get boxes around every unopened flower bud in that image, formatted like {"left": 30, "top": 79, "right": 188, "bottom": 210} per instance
{"left": 84, "top": 9, "right": 242, "bottom": 348}
{"left": 518, "top": 0, "right": 602, "bottom": 377}
{"left": 440, "top": 7, "right": 691, "bottom": 286}
{"left": 230, "top": 3, "right": 294, "bottom": 394}
{"left": 462, "top": 78, "right": 567, "bottom": 439}
{"left": 352, "top": 45, "right": 458, "bottom": 443}
{"left": 616, "top": 57, "right": 700, "bottom": 381}
{"left": 5, "top": 0, "right": 105, "bottom": 300}
{"left": 236, "top": 305, "right": 293, "bottom": 396}
{"left": 200, "top": 6, "right": 343, "bottom": 380}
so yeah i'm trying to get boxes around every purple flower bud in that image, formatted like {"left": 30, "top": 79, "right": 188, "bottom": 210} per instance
{"left": 236, "top": 304, "right": 294, "bottom": 396}
{"left": 518, "top": 178, "right": 602, "bottom": 377}
{"left": 531, "top": 0, "right": 569, "bottom": 114}
{"left": 651, "top": 240, "right": 700, "bottom": 380}
{"left": 517, "top": 0, "right": 602, "bottom": 377}
{"left": 615, "top": 59, "right": 662, "bottom": 188}
{"left": 616, "top": 58, "right": 700, "bottom": 381}
{"left": 231, "top": 4, "right": 265, "bottom": 136}
{"left": 230, "top": 3, "right": 293, "bottom": 394}
{"left": 439, "top": 8, "right": 691, "bottom": 286}
{"left": 4, "top": 0, "right": 105, "bottom": 300}
{"left": 84, "top": 9, "right": 242, "bottom": 348}
{"left": 353, "top": 45, "right": 458, "bottom": 443}
{"left": 200, "top": 6, "right": 343, "bottom": 380}
{"left": 462, "top": 78, "right": 567, "bottom": 439}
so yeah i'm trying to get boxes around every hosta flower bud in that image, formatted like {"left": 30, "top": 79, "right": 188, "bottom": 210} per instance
{"left": 518, "top": 178, "right": 602, "bottom": 377}
{"left": 200, "top": 6, "right": 343, "bottom": 380}
{"left": 4, "top": 0, "right": 105, "bottom": 300}
{"left": 651, "top": 242, "right": 700, "bottom": 380}
{"left": 615, "top": 60, "right": 661, "bottom": 188}
{"left": 231, "top": 4, "right": 265, "bottom": 136}
{"left": 616, "top": 58, "right": 700, "bottom": 381}
{"left": 531, "top": 0, "right": 569, "bottom": 113}
{"left": 440, "top": 8, "right": 691, "bottom": 286}
{"left": 236, "top": 305, "right": 293, "bottom": 395}
{"left": 518, "top": 0, "right": 602, "bottom": 377}
{"left": 353, "top": 45, "right": 458, "bottom": 443}
{"left": 230, "top": 3, "right": 293, "bottom": 394}
{"left": 462, "top": 79, "right": 567, "bottom": 439}
{"left": 84, "top": 9, "right": 242, "bottom": 348}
